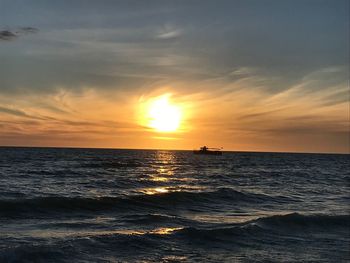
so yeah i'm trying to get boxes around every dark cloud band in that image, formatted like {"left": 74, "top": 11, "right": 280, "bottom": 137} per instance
{"left": 0, "top": 30, "right": 17, "bottom": 40}
{"left": 0, "top": 27, "right": 38, "bottom": 41}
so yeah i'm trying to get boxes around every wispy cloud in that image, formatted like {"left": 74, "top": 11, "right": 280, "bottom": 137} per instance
{"left": 18, "top": 27, "right": 39, "bottom": 34}
{"left": 0, "top": 30, "right": 17, "bottom": 41}
{"left": 0, "top": 106, "right": 32, "bottom": 118}
{"left": 229, "top": 67, "right": 256, "bottom": 76}
{"left": 156, "top": 29, "right": 182, "bottom": 39}
{"left": 0, "top": 27, "right": 38, "bottom": 41}
{"left": 156, "top": 25, "right": 182, "bottom": 40}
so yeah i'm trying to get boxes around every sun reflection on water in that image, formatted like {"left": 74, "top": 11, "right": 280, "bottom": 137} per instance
{"left": 142, "top": 187, "right": 170, "bottom": 195}
{"left": 23, "top": 226, "right": 184, "bottom": 239}
{"left": 139, "top": 150, "right": 204, "bottom": 196}
{"left": 149, "top": 151, "right": 177, "bottom": 183}
{"left": 149, "top": 227, "right": 183, "bottom": 235}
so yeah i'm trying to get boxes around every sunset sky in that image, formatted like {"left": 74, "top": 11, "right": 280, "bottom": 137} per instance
{"left": 0, "top": 0, "right": 349, "bottom": 153}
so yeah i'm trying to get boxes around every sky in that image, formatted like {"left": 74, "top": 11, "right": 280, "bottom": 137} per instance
{"left": 0, "top": 0, "right": 349, "bottom": 153}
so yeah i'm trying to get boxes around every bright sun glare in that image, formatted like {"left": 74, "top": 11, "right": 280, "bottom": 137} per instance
{"left": 147, "top": 95, "right": 181, "bottom": 132}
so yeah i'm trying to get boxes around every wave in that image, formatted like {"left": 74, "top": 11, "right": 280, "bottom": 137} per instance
{"left": 128, "top": 213, "right": 349, "bottom": 238}
{"left": 0, "top": 188, "right": 289, "bottom": 217}
{"left": 254, "top": 212, "right": 350, "bottom": 230}
{"left": 120, "top": 213, "right": 196, "bottom": 225}
{"left": 170, "top": 213, "right": 350, "bottom": 243}
{"left": 1, "top": 213, "right": 348, "bottom": 263}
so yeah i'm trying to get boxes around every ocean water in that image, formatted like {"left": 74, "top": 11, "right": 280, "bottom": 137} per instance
{"left": 0, "top": 147, "right": 349, "bottom": 263}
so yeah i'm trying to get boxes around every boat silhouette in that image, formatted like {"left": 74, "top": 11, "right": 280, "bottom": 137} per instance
{"left": 193, "top": 146, "right": 223, "bottom": 155}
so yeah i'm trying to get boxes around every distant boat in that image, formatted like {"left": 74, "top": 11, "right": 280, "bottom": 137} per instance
{"left": 193, "top": 146, "right": 223, "bottom": 155}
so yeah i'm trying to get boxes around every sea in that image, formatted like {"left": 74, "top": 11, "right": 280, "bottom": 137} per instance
{"left": 0, "top": 147, "right": 349, "bottom": 262}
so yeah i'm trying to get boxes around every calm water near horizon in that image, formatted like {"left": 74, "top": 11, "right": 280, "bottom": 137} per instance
{"left": 0, "top": 147, "right": 349, "bottom": 262}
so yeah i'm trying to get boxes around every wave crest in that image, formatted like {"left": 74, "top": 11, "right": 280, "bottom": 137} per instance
{"left": 0, "top": 188, "right": 288, "bottom": 217}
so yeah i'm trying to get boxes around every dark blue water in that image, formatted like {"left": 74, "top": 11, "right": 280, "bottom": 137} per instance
{"left": 0, "top": 147, "right": 349, "bottom": 262}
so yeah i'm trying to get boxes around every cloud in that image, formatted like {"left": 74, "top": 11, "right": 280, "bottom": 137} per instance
{"left": 156, "top": 25, "right": 182, "bottom": 40}
{"left": 0, "top": 27, "right": 38, "bottom": 41}
{"left": 18, "top": 27, "right": 39, "bottom": 34}
{"left": 229, "top": 67, "right": 256, "bottom": 76}
{"left": 0, "top": 106, "right": 31, "bottom": 117}
{"left": 0, "top": 30, "right": 17, "bottom": 41}
{"left": 156, "top": 29, "right": 182, "bottom": 39}
{"left": 0, "top": 106, "right": 49, "bottom": 120}
{"left": 237, "top": 109, "right": 284, "bottom": 121}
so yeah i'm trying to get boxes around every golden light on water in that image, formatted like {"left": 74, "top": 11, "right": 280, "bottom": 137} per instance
{"left": 142, "top": 187, "right": 170, "bottom": 195}
{"left": 149, "top": 227, "right": 183, "bottom": 235}
{"left": 23, "top": 226, "right": 184, "bottom": 239}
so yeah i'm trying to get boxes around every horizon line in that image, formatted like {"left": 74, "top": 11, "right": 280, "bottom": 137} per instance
{"left": 0, "top": 145, "right": 348, "bottom": 155}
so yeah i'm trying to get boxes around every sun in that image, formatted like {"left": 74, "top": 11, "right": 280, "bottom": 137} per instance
{"left": 147, "top": 95, "right": 182, "bottom": 132}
